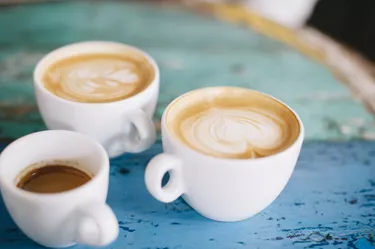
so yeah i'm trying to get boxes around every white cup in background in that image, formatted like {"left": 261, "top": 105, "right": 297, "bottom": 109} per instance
{"left": 34, "top": 41, "right": 159, "bottom": 158}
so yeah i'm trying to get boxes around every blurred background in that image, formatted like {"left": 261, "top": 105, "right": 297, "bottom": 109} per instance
{"left": 0, "top": 0, "right": 375, "bottom": 141}
{"left": 0, "top": 0, "right": 374, "bottom": 63}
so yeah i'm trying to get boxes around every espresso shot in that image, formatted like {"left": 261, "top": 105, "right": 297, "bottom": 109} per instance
{"left": 17, "top": 165, "right": 91, "bottom": 194}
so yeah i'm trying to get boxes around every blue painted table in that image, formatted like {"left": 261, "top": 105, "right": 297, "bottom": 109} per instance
{"left": 0, "top": 1, "right": 374, "bottom": 249}
{"left": 1, "top": 142, "right": 374, "bottom": 249}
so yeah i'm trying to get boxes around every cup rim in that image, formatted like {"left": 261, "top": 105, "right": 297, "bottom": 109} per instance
{"left": 33, "top": 40, "right": 160, "bottom": 106}
{"left": 162, "top": 86, "right": 305, "bottom": 162}
{"left": 0, "top": 130, "right": 109, "bottom": 201}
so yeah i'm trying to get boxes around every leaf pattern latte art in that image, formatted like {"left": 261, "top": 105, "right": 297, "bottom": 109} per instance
{"left": 44, "top": 55, "right": 150, "bottom": 103}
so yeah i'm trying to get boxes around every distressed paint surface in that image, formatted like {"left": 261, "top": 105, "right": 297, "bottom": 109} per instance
{"left": 0, "top": 142, "right": 374, "bottom": 249}
{"left": 0, "top": 1, "right": 374, "bottom": 249}
{"left": 0, "top": 1, "right": 375, "bottom": 141}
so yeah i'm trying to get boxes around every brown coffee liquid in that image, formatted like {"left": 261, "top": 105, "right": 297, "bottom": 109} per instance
{"left": 17, "top": 165, "right": 91, "bottom": 193}
{"left": 166, "top": 87, "right": 300, "bottom": 159}
{"left": 42, "top": 53, "right": 155, "bottom": 103}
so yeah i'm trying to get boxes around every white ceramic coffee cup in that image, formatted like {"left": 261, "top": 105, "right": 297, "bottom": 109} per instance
{"left": 34, "top": 41, "right": 159, "bottom": 158}
{"left": 0, "top": 130, "right": 119, "bottom": 248}
{"left": 145, "top": 88, "right": 304, "bottom": 222}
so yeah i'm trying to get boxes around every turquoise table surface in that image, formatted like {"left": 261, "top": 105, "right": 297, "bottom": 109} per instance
{"left": 0, "top": 1, "right": 374, "bottom": 249}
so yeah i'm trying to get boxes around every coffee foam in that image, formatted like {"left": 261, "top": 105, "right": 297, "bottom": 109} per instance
{"left": 43, "top": 53, "right": 154, "bottom": 103}
{"left": 166, "top": 87, "right": 300, "bottom": 159}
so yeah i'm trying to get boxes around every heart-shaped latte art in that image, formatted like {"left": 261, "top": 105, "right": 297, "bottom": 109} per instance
{"left": 180, "top": 107, "right": 289, "bottom": 158}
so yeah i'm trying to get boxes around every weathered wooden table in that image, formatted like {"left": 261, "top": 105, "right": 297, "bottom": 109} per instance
{"left": 0, "top": 1, "right": 374, "bottom": 249}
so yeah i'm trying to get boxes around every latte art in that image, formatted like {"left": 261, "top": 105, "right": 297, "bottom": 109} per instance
{"left": 166, "top": 87, "right": 300, "bottom": 159}
{"left": 181, "top": 108, "right": 289, "bottom": 158}
{"left": 43, "top": 54, "right": 154, "bottom": 103}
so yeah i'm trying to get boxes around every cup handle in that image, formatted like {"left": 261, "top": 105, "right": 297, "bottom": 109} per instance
{"left": 123, "top": 108, "right": 156, "bottom": 153}
{"left": 145, "top": 153, "right": 185, "bottom": 203}
{"left": 75, "top": 202, "right": 119, "bottom": 247}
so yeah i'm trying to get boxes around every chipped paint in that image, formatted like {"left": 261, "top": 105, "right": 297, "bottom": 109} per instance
{"left": 1, "top": 142, "right": 374, "bottom": 248}
{"left": 0, "top": 1, "right": 373, "bottom": 249}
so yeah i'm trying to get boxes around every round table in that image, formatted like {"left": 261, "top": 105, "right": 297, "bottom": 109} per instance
{"left": 0, "top": 1, "right": 374, "bottom": 248}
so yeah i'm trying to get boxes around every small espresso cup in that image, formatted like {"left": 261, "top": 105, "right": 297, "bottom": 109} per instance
{"left": 0, "top": 130, "right": 119, "bottom": 248}
{"left": 145, "top": 87, "right": 304, "bottom": 222}
{"left": 34, "top": 41, "right": 159, "bottom": 157}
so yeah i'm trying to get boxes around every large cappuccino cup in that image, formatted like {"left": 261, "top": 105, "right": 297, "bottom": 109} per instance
{"left": 145, "top": 87, "right": 304, "bottom": 222}
{"left": 34, "top": 41, "right": 159, "bottom": 157}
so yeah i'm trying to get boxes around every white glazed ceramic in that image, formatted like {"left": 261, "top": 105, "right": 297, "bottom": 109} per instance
{"left": 247, "top": 0, "right": 319, "bottom": 28}
{"left": 0, "top": 130, "right": 119, "bottom": 248}
{"left": 145, "top": 88, "right": 304, "bottom": 222}
{"left": 34, "top": 41, "right": 159, "bottom": 158}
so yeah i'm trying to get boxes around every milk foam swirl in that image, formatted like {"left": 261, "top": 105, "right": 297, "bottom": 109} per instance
{"left": 44, "top": 55, "right": 151, "bottom": 103}
{"left": 180, "top": 107, "right": 289, "bottom": 159}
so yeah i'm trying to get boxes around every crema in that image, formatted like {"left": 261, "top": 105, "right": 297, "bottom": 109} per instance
{"left": 43, "top": 53, "right": 155, "bottom": 103}
{"left": 166, "top": 87, "right": 300, "bottom": 159}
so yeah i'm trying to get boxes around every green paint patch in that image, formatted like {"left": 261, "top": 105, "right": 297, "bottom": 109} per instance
{"left": 0, "top": 1, "right": 373, "bottom": 141}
